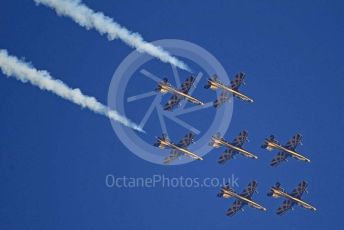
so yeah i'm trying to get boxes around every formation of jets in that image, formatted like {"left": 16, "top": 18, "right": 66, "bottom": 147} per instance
{"left": 151, "top": 72, "right": 316, "bottom": 216}
{"left": 156, "top": 72, "right": 250, "bottom": 110}
{"left": 153, "top": 131, "right": 309, "bottom": 167}
{"left": 154, "top": 72, "right": 257, "bottom": 164}
{"left": 218, "top": 180, "right": 316, "bottom": 216}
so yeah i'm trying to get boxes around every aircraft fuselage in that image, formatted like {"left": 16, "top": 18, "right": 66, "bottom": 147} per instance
{"left": 159, "top": 139, "right": 203, "bottom": 161}
{"left": 209, "top": 79, "right": 254, "bottom": 103}
{"left": 266, "top": 141, "right": 310, "bottom": 162}
{"left": 159, "top": 84, "right": 204, "bottom": 105}
{"left": 212, "top": 137, "right": 258, "bottom": 159}
{"left": 271, "top": 188, "right": 316, "bottom": 211}
{"left": 222, "top": 189, "right": 267, "bottom": 211}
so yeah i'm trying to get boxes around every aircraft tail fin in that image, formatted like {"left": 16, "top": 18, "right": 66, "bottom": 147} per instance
{"left": 261, "top": 135, "right": 279, "bottom": 151}
{"left": 217, "top": 183, "right": 235, "bottom": 198}
{"left": 217, "top": 192, "right": 224, "bottom": 197}
{"left": 204, "top": 75, "right": 219, "bottom": 90}
{"left": 209, "top": 133, "right": 222, "bottom": 148}
{"left": 204, "top": 80, "right": 211, "bottom": 89}
{"left": 153, "top": 133, "right": 170, "bottom": 149}
{"left": 267, "top": 182, "right": 283, "bottom": 198}
{"left": 156, "top": 78, "right": 169, "bottom": 93}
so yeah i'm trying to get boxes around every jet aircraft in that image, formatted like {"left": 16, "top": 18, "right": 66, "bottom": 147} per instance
{"left": 261, "top": 133, "right": 310, "bottom": 166}
{"left": 153, "top": 133, "right": 203, "bottom": 163}
{"left": 217, "top": 181, "right": 267, "bottom": 216}
{"left": 156, "top": 76, "right": 204, "bottom": 111}
{"left": 267, "top": 181, "right": 317, "bottom": 215}
{"left": 205, "top": 72, "right": 253, "bottom": 108}
{"left": 209, "top": 131, "right": 258, "bottom": 164}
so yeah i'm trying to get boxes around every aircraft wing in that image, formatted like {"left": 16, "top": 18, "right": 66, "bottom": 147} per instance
{"left": 164, "top": 94, "right": 181, "bottom": 111}
{"left": 218, "top": 148, "right": 237, "bottom": 164}
{"left": 226, "top": 199, "right": 244, "bottom": 216}
{"left": 177, "top": 132, "right": 195, "bottom": 148}
{"left": 284, "top": 133, "right": 303, "bottom": 150}
{"left": 271, "top": 151, "right": 289, "bottom": 166}
{"left": 163, "top": 76, "right": 195, "bottom": 110}
{"left": 163, "top": 149, "right": 182, "bottom": 164}
{"left": 290, "top": 181, "right": 308, "bottom": 199}
{"left": 213, "top": 90, "right": 230, "bottom": 108}
{"left": 180, "top": 76, "right": 195, "bottom": 94}
{"left": 276, "top": 199, "right": 294, "bottom": 215}
{"left": 231, "top": 130, "right": 249, "bottom": 147}
{"left": 240, "top": 180, "right": 257, "bottom": 199}
{"left": 230, "top": 72, "right": 245, "bottom": 90}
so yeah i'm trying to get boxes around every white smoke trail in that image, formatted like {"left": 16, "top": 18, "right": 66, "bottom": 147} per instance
{"left": 34, "top": 0, "right": 190, "bottom": 72}
{"left": 0, "top": 49, "right": 144, "bottom": 132}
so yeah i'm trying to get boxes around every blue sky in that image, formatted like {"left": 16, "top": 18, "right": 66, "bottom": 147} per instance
{"left": 1, "top": 0, "right": 344, "bottom": 229}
